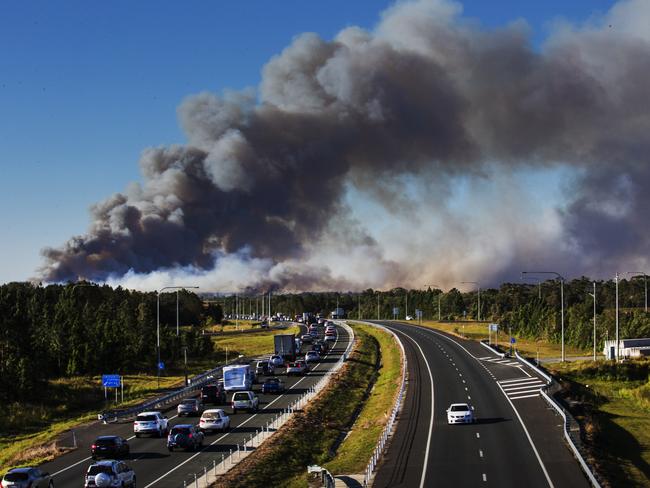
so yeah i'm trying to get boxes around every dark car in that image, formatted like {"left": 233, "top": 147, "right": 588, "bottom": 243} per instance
{"left": 91, "top": 435, "right": 130, "bottom": 459}
{"left": 201, "top": 383, "right": 226, "bottom": 405}
{"left": 311, "top": 343, "right": 324, "bottom": 354}
{"left": 167, "top": 424, "right": 204, "bottom": 452}
{"left": 261, "top": 377, "right": 285, "bottom": 394}
{"left": 1, "top": 468, "right": 53, "bottom": 488}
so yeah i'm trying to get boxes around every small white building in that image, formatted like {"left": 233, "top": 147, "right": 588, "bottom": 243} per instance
{"left": 603, "top": 338, "right": 650, "bottom": 359}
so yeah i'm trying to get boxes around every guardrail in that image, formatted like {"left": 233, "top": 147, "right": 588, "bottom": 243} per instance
{"left": 516, "top": 353, "right": 601, "bottom": 487}
{"left": 357, "top": 321, "right": 408, "bottom": 488}
{"left": 183, "top": 322, "right": 356, "bottom": 487}
{"left": 479, "top": 339, "right": 505, "bottom": 358}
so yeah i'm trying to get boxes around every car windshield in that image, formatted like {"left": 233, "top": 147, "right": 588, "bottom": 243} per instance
{"left": 202, "top": 412, "right": 219, "bottom": 419}
{"left": 171, "top": 427, "right": 191, "bottom": 435}
{"left": 181, "top": 400, "right": 196, "bottom": 405}
{"left": 88, "top": 465, "right": 114, "bottom": 475}
{"left": 136, "top": 414, "right": 157, "bottom": 421}
{"left": 450, "top": 405, "right": 469, "bottom": 412}
{"left": 257, "top": 361, "right": 268, "bottom": 367}
{"left": 233, "top": 393, "right": 249, "bottom": 400}
{"left": 4, "top": 472, "right": 29, "bottom": 481}
{"left": 96, "top": 438, "right": 117, "bottom": 446}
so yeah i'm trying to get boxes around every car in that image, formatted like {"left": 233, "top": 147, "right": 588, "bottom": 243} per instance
{"left": 167, "top": 424, "right": 204, "bottom": 451}
{"left": 316, "top": 340, "right": 329, "bottom": 353}
{"left": 405, "top": 315, "right": 414, "bottom": 321}
{"left": 311, "top": 343, "right": 324, "bottom": 354}
{"left": 324, "top": 334, "right": 336, "bottom": 342}
{"left": 84, "top": 460, "right": 135, "bottom": 488}
{"left": 269, "top": 354, "right": 285, "bottom": 367}
{"left": 305, "top": 350, "right": 320, "bottom": 363}
{"left": 231, "top": 390, "right": 259, "bottom": 413}
{"left": 300, "top": 334, "right": 313, "bottom": 343}
{"left": 91, "top": 435, "right": 130, "bottom": 460}
{"left": 261, "top": 377, "right": 285, "bottom": 394}
{"left": 309, "top": 329, "right": 319, "bottom": 337}
{"left": 2, "top": 468, "right": 53, "bottom": 488}
{"left": 255, "top": 360, "right": 275, "bottom": 376}
{"left": 201, "top": 383, "right": 227, "bottom": 405}
{"left": 177, "top": 398, "right": 203, "bottom": 417}
{"left": 133, "top": 411, "right": 168, "bottom": 438}
{"left": 286, "top": 360, "right": 308, "bottom": 376}
{"left": 446, "top": 403, "right": 475, "bottom": 424}
{"left": 199, "top": 408, "right": 231, "bottom": 433}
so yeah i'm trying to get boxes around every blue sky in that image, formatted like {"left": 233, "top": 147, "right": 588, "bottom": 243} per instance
{"left": 0, "top": 0, "right": 616, "bottom": 283}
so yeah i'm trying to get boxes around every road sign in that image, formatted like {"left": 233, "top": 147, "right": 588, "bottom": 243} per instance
{"left": 392, "top": 307, "right": 399, "bottom": 316}
{"left": 489, "top": 323, "right": 498, "bottom": 332}
{"left": 415, "top": 309, "right": 423, "bottom": 318}
{"left": 158, "top": 362, "right": 165, "bottom": 370}
{"left": 102, "top": 374, "right": 121, "bottom": 388}
{"left": 510, "top": 337, "right": 516, "bottom": 344}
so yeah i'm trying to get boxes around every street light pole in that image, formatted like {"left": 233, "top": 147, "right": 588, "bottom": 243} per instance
{"left": 615, "top": 272, "right": 620, "bottom": 361}
{"left": 522, "top": 271, "right": 565, "bottom": 362}
{"left": 461, "top": 281, "right": 480, "bottom": 321}
{"left": 626, "top": 271, "right": 648, "bottom": 313}
{"left": 157, "top": 285, "right": 199, "bottom": 388}
{"left": 588, "top": 282, "right": 596, "bottom": 361}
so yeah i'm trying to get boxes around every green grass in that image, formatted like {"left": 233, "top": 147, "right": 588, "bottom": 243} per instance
{"left": 549, "top": 359, "right": 650, "bottom": 487}
{"left": 214, "top": 325, "right": 383, "bottom": 488}
{"left": 211, "top": 325, "right": 300, "bottom": 359}
{"left": 325, "top": 323, "right": 402, "bottom": 474}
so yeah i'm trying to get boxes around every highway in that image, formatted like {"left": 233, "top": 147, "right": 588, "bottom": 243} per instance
{"left": 371, "top": 321, "right": 590, "bottom": 488}
{"left": 39, "top": 324, "right": 351, "bottom": 488}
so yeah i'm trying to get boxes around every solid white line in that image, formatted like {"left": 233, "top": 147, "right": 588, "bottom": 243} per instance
{"left": 51, "top": 456, "right": 92, "bottom": 477}
{"left": 502, "top": 384, "right": 544, "bottom": 392}
{"left": 479, "top": 449, "right": 483, "bottom": 458}
{"left": 510, "top": 393, "right": 541, "bottom": 400}
{"left": 389, "top": 328, "right": 435, "bottom": 488}
{"left": 144, "top": 331, "right": 347, "bottom": 487}
{"left": 483, "top": 473, "right": 487, "bottom": 482}
{"left": 499, "top": 377, "right": 541, "bottom": 384}
{"left": 478, "top": 356, "right": 493, "bottom": 360}
{"left": 506, "top": 389, "right": 543, "bottom": 397}
{"left": 476, "top": 432, "right": 480, "bottom": 438}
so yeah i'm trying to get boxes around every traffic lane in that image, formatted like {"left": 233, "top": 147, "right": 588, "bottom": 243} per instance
{"left": 386, "top": 322, "right": 550, "bottom": 488}
{"left": 372, "top": 327, "right": 432, "bottom": 488}
{"left": 402, "top": 324, "right": 589, "bottom": 487}
{"left": 42, "top": 326, "right": 349, "bottom": 488}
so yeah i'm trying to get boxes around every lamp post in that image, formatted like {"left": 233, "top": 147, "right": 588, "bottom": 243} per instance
{"left": 522, "top": 271, "right": 565, "bottom": 362}
{"left": 405, "top": 290, "right": 408, "bottom": 319}
{"left": 157, "top": 285, "right": 199, "bottom": 388}
{"left": 626, "top": 272, "right": 648, "bottom": 313}
{"left": 615, "top": 272, "right": 620, "bottom": 361}
{"left": 426, "top": 284, "right": 442, "bottom": 322}
{"left": 461, "top": 281, "right": 480, "bottom": 321}
{"left": 587, "top": 282, "right": 596, "bottom": 361}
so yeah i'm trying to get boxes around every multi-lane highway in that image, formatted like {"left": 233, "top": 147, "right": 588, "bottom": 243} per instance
{"left": 39, "top": 324, "right": 351, "bottom": 488}
{"left": 371, "top": 321, "right": 590, "bottom": 488}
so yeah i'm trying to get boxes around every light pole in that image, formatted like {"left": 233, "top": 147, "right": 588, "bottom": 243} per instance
{"left": 157, "top": 285, "right": 199, "bottom": 388}
{"left": 405, "top": 290, "right": 408, "bottom": 319}
{"left": 425, "top": 284, "right": 442, "bottom": 322}
{"left": 522, "top": 271, "right": 565, "bottom": 362}
{"left": 615, "top": 272, "right": 620, "bottom": 361}
{"left": 461, "top": 281, "right": 480, "bottom": 321}
{"left": 587, "top": 282, "right": 596, "bottom": 361}
{"left": 626, "top": 271, "right": 648, "bottom": 313}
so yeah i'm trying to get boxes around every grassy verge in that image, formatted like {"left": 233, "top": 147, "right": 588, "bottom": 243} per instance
{"left": 1, "top": 326, "right": 298, "bottom": 474}
{"left": 211, "top": 325, "right": 300, "bottom": 358}
{"left": 408, "top": 320, "right": 590, "bottom": 359}
{"left": 325, "top": 323, "right": 402, "bottom": 474}
{"left": 549, "top": 359, "right": 650, "bottom": 487}
{"left": 213, "top": 325, "right": 389, "bottom": 488}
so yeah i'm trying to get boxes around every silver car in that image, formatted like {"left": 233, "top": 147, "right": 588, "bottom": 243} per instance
{"left": 177, "top": 398, "right": 203, "bottom": 417}
{"left": 1, "top": 468, "right": 53, "bottom": 488}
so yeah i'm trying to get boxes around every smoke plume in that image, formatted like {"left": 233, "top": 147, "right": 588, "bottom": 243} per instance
{"left": 40, "top": 0, "right": 650, "bottom": 291}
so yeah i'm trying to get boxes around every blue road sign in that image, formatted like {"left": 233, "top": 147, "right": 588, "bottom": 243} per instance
{"left": 102, "top": 374, "right": 121, "bottom": 388}
{"left": 158, "top": 362, "right": 165, "bottom": 370}
{"left": 510, "top": 337, "right": 516, "bottom": 344}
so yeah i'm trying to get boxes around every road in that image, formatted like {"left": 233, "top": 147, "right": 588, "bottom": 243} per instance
{"left": 39, "top": 324, "right": 350, "bottom": 488}
{"left": 371, "top": 321, "right": 590, "bottom": 488}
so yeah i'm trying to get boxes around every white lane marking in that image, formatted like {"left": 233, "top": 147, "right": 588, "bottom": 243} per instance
{"left": 478, "top": 356, "right": 493, "bottom": 360}
{"left": 519, "top": 367, "right": 532, "bottom": 378}
{"left": 502, "top": 381, "right": 545, "bottom": 389}
{"left": 144, "top": 331, "right": 346, "bottom": 487}
{"left": 476, "top": 432, "right": 480, "bottom": 439}
{"left": 479, "top": 450, "right": 483, "bottom": 458}
{"left": 510, "top": 393, "right": 541, "bottom": 400}
{"left": 506, "top": 362, "right": 521, "bottom": 366}
{"left": 387, "top": 327, "right": 435, "bottom": 488}
{"left": 483, "top": 473, "right": 487, "bottom": 482}
{"left": 502, "top": 385, "right": 544, "bottom": 393}
{"left": 499, "top": 377, "right": 542, "bottom": 385}
{"left": 468, "top": 396, "right": 471, "bottom": 400}
{"left": 505, "top": 389, "right": 544, "bottom": 397}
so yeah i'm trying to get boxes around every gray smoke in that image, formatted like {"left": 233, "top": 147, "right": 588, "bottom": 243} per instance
{"left": 40, "top": 0, "right": 650, "bottom": 290}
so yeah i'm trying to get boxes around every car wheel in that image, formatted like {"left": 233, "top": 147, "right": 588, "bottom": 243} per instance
{"left": 233, "top": 408, "right": 237, "bottom": 414}
{"left": 49, "top": 481, "right": 54, "bottom": 488}
{"left": 168, "top": 447, "right": 173, "bottom": 452}
{"left": 135, "top": 433, "right": 140, "bottom": 438}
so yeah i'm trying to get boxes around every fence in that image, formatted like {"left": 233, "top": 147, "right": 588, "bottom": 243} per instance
{"left": 358, "top": 321, "right": 408, "bottom": 488}
{"left": 182, "top": 322, "right": 356, "bottom": 487}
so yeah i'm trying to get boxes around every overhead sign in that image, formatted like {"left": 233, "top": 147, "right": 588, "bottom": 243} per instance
{"left": 102, "top": 374, "right": 121, "bottom": 388}
{"left": 489, "top": 323, "right": 499, "bottom": 332}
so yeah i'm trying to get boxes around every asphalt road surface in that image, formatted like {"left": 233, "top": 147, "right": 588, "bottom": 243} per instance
{"left": 39, "top": 324, "right": 350, "bottom": 488}
{"left": 371, "top": 321, "right": 590, "bottom": 488}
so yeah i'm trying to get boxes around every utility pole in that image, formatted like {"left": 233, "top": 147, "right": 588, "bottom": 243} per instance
{"left": 522, "top": 271, "right": 565, "bottom": 361}
{"left": 588, "top": 282, "right": 596, "bottom": 361}
{"left": 615, "top": 272, "right": 620, "bottom": 361}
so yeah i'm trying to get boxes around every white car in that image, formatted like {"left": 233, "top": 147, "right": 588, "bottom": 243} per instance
{"left": 231, "top": 391, "right": 259, "bottom": 413}
{"left": 446, "top": 403, "right": 475, "bottom": 424}
{"left": 305, "top": 350, "right": 320, "bottom": 363}
{"left": 269, "top": 354, "right": 284, "bottom": 367}
{"left": 133, "top": 411, "right": 169, "bottom": 437}
{"left": 199, "top": 408, "right": 231, "bottom": 433}
{"left": 324, "top": 334, "right": 336, "bottom": 342}
{"left": 405, "top": 315, "right": 414, "bottom": 320}
{"left": 84, "top": 460, "right": 136, "bottom": 488}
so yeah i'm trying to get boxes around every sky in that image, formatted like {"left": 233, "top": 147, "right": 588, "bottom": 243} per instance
{"left": 0, "top": 0, "right": 627, "bottom": 288}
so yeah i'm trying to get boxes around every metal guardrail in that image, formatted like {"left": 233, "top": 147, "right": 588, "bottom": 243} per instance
{"left": 516, "top": 353, "right": 601, "bottom": 487}
{"left": 184, "top": 322, "right": 356, "bottom": 487}
{"left": 358, "top": 321, "right": 408, "bottom": 487}
{"left": 479, "top": 339, "right": 506, "bottom": 358}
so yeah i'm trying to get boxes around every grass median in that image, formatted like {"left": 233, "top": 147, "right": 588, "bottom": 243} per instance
{"left": 212, "top": 322, "right": 402, "bottom": 488}
{"left": 549, "top": 359, "right": 650, "bottom": 487}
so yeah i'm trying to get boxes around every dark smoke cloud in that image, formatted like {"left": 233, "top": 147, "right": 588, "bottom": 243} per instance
{"left": 40, "top": 0, "right": 650, "bottom": 289}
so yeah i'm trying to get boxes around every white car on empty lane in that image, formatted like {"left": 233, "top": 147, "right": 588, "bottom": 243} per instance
{"left": 446, "top": 403, "right": 475, "bottom": 424}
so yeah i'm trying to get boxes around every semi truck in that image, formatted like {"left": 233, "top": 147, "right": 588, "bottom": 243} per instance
{"left": 274, "top": 334, "right": 297, "bottom": 361}
{"left": 222, "top": 364, "right": 254, "bottom": 392}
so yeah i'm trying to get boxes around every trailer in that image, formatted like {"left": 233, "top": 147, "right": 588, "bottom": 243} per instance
{"left": 274, "top": 334, "right": 297, "bottom": 361}
{"left": 222, "top": 364, "right": 254, "bottom": 392}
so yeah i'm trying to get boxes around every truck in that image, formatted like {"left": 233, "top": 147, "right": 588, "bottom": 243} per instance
{"left": 274, "top": 334, "right": 297, "bottom": 361}
{"left": 331, "top": 308, "right": 345, "bottom": 319}
{"left": 222, "top": 365, "right": 254, "bottom": 392}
